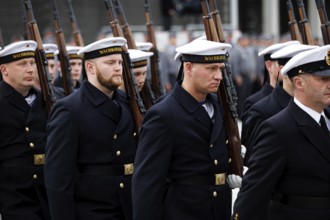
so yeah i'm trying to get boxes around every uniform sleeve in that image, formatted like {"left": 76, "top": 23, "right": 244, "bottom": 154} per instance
{"left": 233, "top": 120, "right": 287, "bottom": 220}
{"left": 132, "top": 107, "right": 173, "bottom": 220}
{"left": 44, "top": 101, "right": 79, "bottom": 220}
{"left": 243, "top": 106, "right": 266, "bottom": 165}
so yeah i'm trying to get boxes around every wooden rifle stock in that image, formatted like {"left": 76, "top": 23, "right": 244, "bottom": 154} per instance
{"left": 0, "top": 28, "right": 4, "bottom": 49}
{"left": 21, "top": 0, "right": 31, "bottom": 40}
{"left": 286, "top": 0, "right": 303, "bottom": 42}
{"left": 315, "top": 0, "right": 330, "bottom": 45}
{"left": 208, "top": 0, "right": 225, "bottom": 43}
{"left": 67, "top": 0, "right": 85, "bottom": 46}
{"left": 201, "top": 0, "right": 243, "bottom": 177}
{"left": 53, "top": 0, "right": 74, "bottom": 96}
{"left": 24, "top": 0, "right": 56, "bottom": 114}
{"left": 113, "top": 0, "right": 155, "bottom": 110}
{"left": 113, "top": 0, "right": 137, "bottom": 49}
{"left": 104, "top": 0, "right": 146, "bottom": 136}
{"left": 144, "top": 0, "right": 165, "bottom": 98}
{"left": 296, "top": 0, "right": 314, "bottom": 45}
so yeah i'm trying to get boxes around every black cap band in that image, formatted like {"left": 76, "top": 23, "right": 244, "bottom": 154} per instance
{"left": 277, "top": 58, "right": 291, "bottom": 66}
{"left": 181, "top": 54, "right": 227, "bottom": 63}
{"left": 68, "top": 54, "right": 83, "bottom": 60}
{"left": 84, "top": 46, "right": 123, "bottom": 60}
{"left": 132, "top": 59, "right": 148, "bottom": 68}
{"left": 0, "top": 51, "right": 35, "bottom": 64}
{"left": 46, "top": 53, "right": 55, "bottom": 59}
{"left": 287, "top": 60, "right": 330, "bottom": 78}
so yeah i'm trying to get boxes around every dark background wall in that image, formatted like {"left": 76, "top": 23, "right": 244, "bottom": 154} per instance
{"left": 0, "top": 0, "right": 233, "bottom": 45}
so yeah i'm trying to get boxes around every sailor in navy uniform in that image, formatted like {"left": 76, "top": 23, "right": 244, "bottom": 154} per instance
{"left": 233, "top": 45, "right": 330, "bottom": 220}
{"left": 0, "top": 40, "right": 50, "bottom": 220}
{"left": 243, "top": 44, "right": 318, "bottom": 164}
{"left": 53, "top": 45, "right": 83, "bottom": 91}
{"left": 240, "top": 41, "right": 300, "bottom": 150}
{"left": 45, "top": 37, "right": 137, "bottom": 220}
{"left": 132, "top": 38, "right": 243, "bottom": 220}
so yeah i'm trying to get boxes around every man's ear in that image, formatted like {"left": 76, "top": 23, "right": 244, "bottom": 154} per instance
{"left": 0, "top": 64, "right": 7, "bottom": 76}
{"left": 184, "top": 62, "right": 193, "bottom": 75}
{"left": 265, "top": 60, "right": 273, "bottom": 72}
{"left": 85, "top": 61, "right": 94, "bottom": 74}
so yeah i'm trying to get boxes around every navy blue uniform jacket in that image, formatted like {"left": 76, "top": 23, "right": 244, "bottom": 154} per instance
{"left": 233, "top": 100, "right": 330, "bottom": 220}
{"left": 244, "top": 83, "right": 292, "bottom": 165}
{"left": 45, "top": 80, "right": 137, "bottom": 220}
{"left": 132, "top": 83, "right": 232, "bottom": 220}
{"left": 0, "top": 81, "right": 50, "bottom": 219}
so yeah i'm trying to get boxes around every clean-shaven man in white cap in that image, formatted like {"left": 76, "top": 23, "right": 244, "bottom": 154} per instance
{"left": 53, "top": 45, "right": 83, "bottom": 90}
{"left": 240, "top": 40, "right": 301, "bottom": 125}
{"left": 240, "top": 40, "right": 300, "bottom": 162}
{"left": 122, "top": 49, "right": 154, "bottom": 108}
{"left": 45, "top": 37, "right": 138, "bottom": 220}
{"left": 132, "top": 38, "right": 243, "bottom": 220}
{"left": 43, "top": 43, "right": 58, "bottom": 82}
{"left": 243, "top": 43, "right": 318, "bottom": 165}
{"left": 0, "top": 40, "right": 51, "bottom": 219}
{"left": 233, "top": 45, "right": 330, "bottom": 220}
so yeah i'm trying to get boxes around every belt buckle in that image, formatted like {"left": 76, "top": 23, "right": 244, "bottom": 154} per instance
{"left": 124, "top": 163, "right": 134, "bottom": 175}
{"left": 34, "top": 154, "right": 45, "bottom": 165}
{"left": 215, "top": 173, "right": 225, "bottom": 185}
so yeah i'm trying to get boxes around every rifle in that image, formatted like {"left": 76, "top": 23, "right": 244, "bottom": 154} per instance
{"left": 113, "top": 0, "right": 155, "bottom": 109}
{"left": 286, "top": 0, "right": 303, "bottom": 43}
{"left": 144, "top": 0, "right": 165, "bottom": 98}
{"left": 296, "top": 0, "right": 314, "bottom": 45}
{"left": 0, "top": 28, "right": 4, "bottom": 49}
{"left": 67, "top": 0, "right": 85, "bottom": 46}
{"left": 24, "top": 0, "right": 56, "bottom": 114}
{"left": 104, "top": 0, "right": 146, "bottom": 137}
{"left": 53, "top": 0, "right": 74, "bottom": 96}
{"left": 315, "top": 0, "right": 330, "bottom": 45}
{"left": 21, "top": 0, "right": 31, "bottom": 40}
{"left": 201, "top": 0, "right": 243, "bottom": 177}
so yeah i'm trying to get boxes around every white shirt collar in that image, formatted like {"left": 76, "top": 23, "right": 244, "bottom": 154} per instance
{"left": 293, "top": 98, "right": 323, "bottom": 125}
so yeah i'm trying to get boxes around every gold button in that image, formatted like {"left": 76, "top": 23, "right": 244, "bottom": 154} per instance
{"left": 133, "top": 132, "right": 137, "bottom": 137}
{"left": 29, "top": 142, "right": 34, "bottom": 148}
{"left": 210, "top": 144, "right": 213, "bottom": 148}
{"left": 25, "top": 127, "right": 30, "bottom": 132}
{"left": 33, "top": 174, "right": 37, "bottom": 179}
{"left": 119, "top": 183, "right": 124, "bottom": 188}
{"left": 226, "top": 139, "right": 229, "bottom": 144}
{"left": 213, "top": 191, "right": 217, "bottom": 197}
{"left": 113, "top": 134, "right": 117, "bottom": 140}
{"left": 234, "top": 213, "right": 239, "bottom": 220}
{"left": 228, "top": 158, "right": 232, "bottom": 163}
{"left": 214, "top": 159, "right": 218, "bottom": 165}
{"left": 116, "top": 151, "right": 121, "bottom": 156}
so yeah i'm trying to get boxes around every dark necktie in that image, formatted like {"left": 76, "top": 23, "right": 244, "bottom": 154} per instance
{"left": 319, "top": 115, "right": 329, "bottom": 133}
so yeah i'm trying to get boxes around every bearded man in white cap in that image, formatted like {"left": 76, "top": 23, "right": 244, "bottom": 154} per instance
{"left": 45, "top": 37, "right": 137, "bottom": 220}
{"left": 0, "top": 40, "right": 50, "bottom": 219}
{"left": 233, "top": 45, "right": 330, "bottom": 220}
{"left": 132, "top": 38, "right": 244, "bottom": 220}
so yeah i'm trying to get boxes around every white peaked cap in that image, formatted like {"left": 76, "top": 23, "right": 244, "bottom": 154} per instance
{"left": 281, "top": 44, "right": 330, "bottom": 78}
{"left": 55, "top": 46, "right": 83, "bottom": 59}
{"left": 258, "top": 40, "right": 300, "bottom": 57}
{"left": 0, "top": 40, "right": 37, "bottom": 64}
{"left": 128, "top": 49, "right": 153, "bottom": 68}
{"left": 43, "top": 43, "right": 58, "bottom": 54}
{"left": 174, "top": 38, "right": 231, "bottom": 62}
{"left": 136, "top": 42, "right": 153, "bottom": 51}
{"left": 271, "top": 44, "right": 318, "bottom": 59}
{"left": 78, "top": 37, "right": 127, "bottom": 59}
